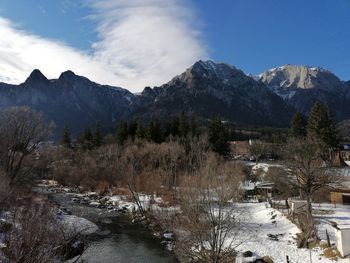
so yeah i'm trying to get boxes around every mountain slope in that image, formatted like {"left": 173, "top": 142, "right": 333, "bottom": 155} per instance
{"left": 133, "top": 61, "right": 294, "bottom": 127}
{"left": 0, "top": 70, "right": 135, "bottom": 136}
{"left": 0, "top": 61, "right": 348, "bottom": 137}
{"left": 259, "top": 65, "right": 350, "bottom": 120}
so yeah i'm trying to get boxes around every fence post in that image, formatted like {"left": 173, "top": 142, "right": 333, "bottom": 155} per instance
{"left": 326, "top": 229, "right": 331, "bottom": 247}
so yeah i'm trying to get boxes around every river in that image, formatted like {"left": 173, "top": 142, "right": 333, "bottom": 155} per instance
{"left": 48, "top": 192, "right": 178, "bottom": 263}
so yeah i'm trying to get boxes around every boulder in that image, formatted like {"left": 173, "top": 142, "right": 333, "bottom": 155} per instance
{"left": 61, "top": 215, "right": 98, "bottom": 235}
{"left": 262, "top": 256, "right": 274, "bottom": 263}
{"left": 243, "top": 251, "right": 254, "bottom": 257}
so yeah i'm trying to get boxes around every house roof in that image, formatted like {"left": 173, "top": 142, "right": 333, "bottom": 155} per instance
{"left": 330, "top": 188, "right": 350, "bottom": 194}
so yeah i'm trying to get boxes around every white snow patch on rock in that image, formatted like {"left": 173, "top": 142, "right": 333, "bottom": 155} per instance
{"left": 61, "top": 215, "right": 98, "bottom": 235}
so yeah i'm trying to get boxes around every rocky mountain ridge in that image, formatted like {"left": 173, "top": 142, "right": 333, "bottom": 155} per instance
{"left": 0, "top": 61, "right": 348, "bottom": 137}
{"left": 0, "top": 69, "right": 135, "bottom": 136}
{"left": 259, "top": 64, "right": 350, "bottom": 119}
{"left": 133, "top": 60, "right": 293, "bottom": 127}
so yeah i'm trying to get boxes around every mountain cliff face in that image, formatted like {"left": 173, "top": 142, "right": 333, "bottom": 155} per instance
{"left": 0, "top": 70, "right": 134, "bottom": 136}
{"left": 259, "top": 65, "right": 350, "bottom": 120}
{"left": 133, "top": 61, "right": 293, "bottom": 127}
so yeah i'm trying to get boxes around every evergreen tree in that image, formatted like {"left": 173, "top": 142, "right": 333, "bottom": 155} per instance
{"left": 116, "top": 120, "right": 128, "bottom": 145}
{"left": 178, "top": 112, "right": 189, "bottom": 137}
{"left": 135, "top": 122, "right": 145, "bottom": 140}
{"left": 148, "top": 119, "right": 162, "bottom": 143}
{"left": 93, "top": 122, "right": 103, "bottom": 147}
{"left": 307, "top": 102, "right": 338, "bottom": 147}
{"left": 128, "top": 120, "right": 138, "bottom": 140}
{"left": 289, "top": 112, "right": 307, "bottom": 138}
{"left": 188, "top": 117, "right": 197, "bottom": 137}
{"left": 168, "top": 117, "right": 180, "bottom": 137}
{"left": 61, "top": 125, "right": 71, "bottom": 148}
{"left": 208, "top": 116, "right": 230, "bottom": 156}
{"left": 82, "top": 128, "right": 93, "bottom": 150}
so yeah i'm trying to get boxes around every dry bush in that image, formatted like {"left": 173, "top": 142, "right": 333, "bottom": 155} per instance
{"left": 157, "top": 140, "right": 186, "bottom": 190}
{"left": 176, "top": 153, "right": 244, "bottom": 263}
{"left": 3, "top": 195, "right": 71, "bottom": 263}
{"left": 0, "top": 171, "right": 11, "bottom": 205}
{"left": 159, "top": 190, "right": 178, "bottom": 207}
{"left": 51, "top": 138, "right": 198, "bottom": 199}
{"left": 265, "top": 166, "right": 299, "bottom": 199}
{"left": 51, "top": 144, "right": 122, "bottom": 191}
{"left": 284, "top": 137, "right": 341, "bottom": 242}
{"left": 0, "top": 106, "right": 54, "bottom": 185}
{"left": 30, "top": 145, "right": 60, "bottom": 179}
{"left": 110, "top": 187, "right": 130, "bottom": 196}
{"left": 95, "top": 180, "right": 111, "bottom": 195}
{"left": 184, "top": 135, "right": 211, "bottom": 174}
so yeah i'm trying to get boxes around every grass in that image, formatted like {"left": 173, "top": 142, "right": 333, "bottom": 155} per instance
{"left": 321, "top": 246, "right": 341, "bottom": 261}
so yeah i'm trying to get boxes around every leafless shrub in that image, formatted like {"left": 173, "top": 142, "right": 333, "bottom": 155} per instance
{"left": 0, "top": 106, "right": 54, "bottom": 185}
{"left": 265, "top": 166, "right": 299, "bottom": 199}
{"left": 176, "top": 154, "right": 244, "bottom": 263}
{"left": 0, "top": 171, "right": 11, "bottom": 205}
{"left": 284, "top": 137, "right": 342, "bottom": 242}
{"left": 3, "top": 195, "right": 75, "bottom": 263}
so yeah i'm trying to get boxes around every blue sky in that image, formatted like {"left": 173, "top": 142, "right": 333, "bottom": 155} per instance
{"left": 0, "top": 0, "right": 349, "bottom": 91}
{"left": 0, "top": 0, "right": 97, "bottom": 50}
{"left": 194, "top": 0, "right": 350, "bottom": 80}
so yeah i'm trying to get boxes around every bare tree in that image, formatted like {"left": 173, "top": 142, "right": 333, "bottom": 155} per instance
{"left": 3, "top": 195, "right": 86, "bottom": 263}
{"left": 185, "top": 134, "right": 210, "bottom": 174}
{"left": 285, "top": 137, "right": 340, "bottom": 241}
{"left": 265, "top": 166, "right": 299, "bottom": 199}
{"left": 176, "top": 154, "right": 244, "bottom": 263}
{"left": 249, "top": 140, "right": 267, "bottom": 163}
{"left": 119, "top": 142, "right": 157, "bottom": 216}
{"left": 158, "top": 139, "right": 185, "bottom": 192}
{"left": 0, "top": 107, "right": 54, "bottom": 185}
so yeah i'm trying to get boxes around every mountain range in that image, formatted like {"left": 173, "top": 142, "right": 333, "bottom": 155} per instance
{"left": 0, "top": 60, "right": 349, "bottom": 137}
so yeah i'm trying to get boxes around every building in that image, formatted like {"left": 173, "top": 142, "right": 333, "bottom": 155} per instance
{"left": 240, "top": 180, "right": 274, "bottom": 202}
{"left": 333, "top": 225, "right": 350, "bottom": 257}
{"left": 340, "top": 143, "right": 350, "bottom": 166}
{"left": 330, "top": 188, "right": 350, "bottom": 205}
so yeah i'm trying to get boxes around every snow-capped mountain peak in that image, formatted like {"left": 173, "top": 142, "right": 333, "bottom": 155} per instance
{"left": 260, "top": 64, "right": 342, "bottom": 92}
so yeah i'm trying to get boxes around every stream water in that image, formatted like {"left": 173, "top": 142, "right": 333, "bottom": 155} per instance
{"left": 48, "top": 193, "right": 178, "bottom": 263}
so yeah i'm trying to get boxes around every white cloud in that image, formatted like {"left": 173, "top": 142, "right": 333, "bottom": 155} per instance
{"left": 0, "top": 0, "right": 207, "bottom": 92}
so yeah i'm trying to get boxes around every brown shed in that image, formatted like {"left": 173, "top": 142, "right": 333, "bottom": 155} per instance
{"left": 330, "top": 188, "right": 350, "bottom": 205}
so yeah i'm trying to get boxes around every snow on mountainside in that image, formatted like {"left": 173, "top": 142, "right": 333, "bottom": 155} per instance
{"left": 133, "top": 60, "right": 294, "bottom": 127}
{"left": 259, "top": 64, "right": 343, "bottom": 93}
{"left": 259, "top": 65, "right": 350, "bottom": 121}
{"left": 0, "top": 61, "right": 349, "bottom": 137}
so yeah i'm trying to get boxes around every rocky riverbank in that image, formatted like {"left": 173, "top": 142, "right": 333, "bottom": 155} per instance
{"left": 36, "top": 180, "right": 176, "bottom": 253}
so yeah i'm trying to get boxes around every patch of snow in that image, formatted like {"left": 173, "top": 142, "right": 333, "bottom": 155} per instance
{"left": 313, "top": 203, "right": 350, "bottom": 243}
{"left": 232, "top": 203, "right": 349, "bottom": 262}
{"left": 60, "top": 215, "right": 98, "bottom": 235}
{"left": 163, "top": 232, "right": 174, "bottom": 240}
{"left": 89, "top": 201, "right": 100, "bottom": 207}
{"left": 125, "top": 95, "right": 132, "bottom": 102}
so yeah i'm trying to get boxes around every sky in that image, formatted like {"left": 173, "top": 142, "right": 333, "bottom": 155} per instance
{"left": 0, "top": 0, "right": 349, "bottom": 92}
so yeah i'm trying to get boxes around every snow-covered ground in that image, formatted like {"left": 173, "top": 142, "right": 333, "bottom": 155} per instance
{"left": 234, "top": 203, "right": 350, "bottom": 262}
{"left": 39, "top": 180, "right": 350, "bottom": 262}
{"left": 314, "top": 203, "right": 350, "bottom": 244}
